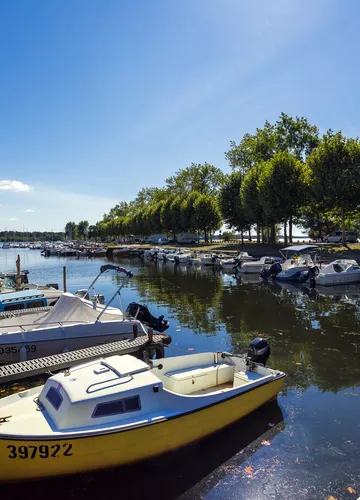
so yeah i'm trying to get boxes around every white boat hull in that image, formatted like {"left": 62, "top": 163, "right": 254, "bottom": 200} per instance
{"left": 316, "top": 272, "right": 360, "bottom": 286}
{"left": 0, "top": 321, "right": 144, "bottom": 364}
{"left": 237, "top": 263, "right": 266, "bottom": 274}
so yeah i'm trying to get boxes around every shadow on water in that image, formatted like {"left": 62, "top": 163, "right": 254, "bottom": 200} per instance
{"left": 1, "top": 401, "right": 285, "bottom": 500}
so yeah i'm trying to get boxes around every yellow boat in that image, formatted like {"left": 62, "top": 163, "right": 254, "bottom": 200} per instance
{"left": 0, "top": 338, "right": 285, "bottom": 482}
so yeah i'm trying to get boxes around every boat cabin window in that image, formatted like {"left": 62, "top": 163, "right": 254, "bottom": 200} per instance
{"left": 26, "top": 300, "right": 45, "bottom": 309}
{"left": 45, "top": 387, "right": 63, "bottom": 411}
{"left": 3, "top": 303, "right": 25, "bottom": 311}
{"left": 92, "top": 395, "right": 141, "bottom": 418}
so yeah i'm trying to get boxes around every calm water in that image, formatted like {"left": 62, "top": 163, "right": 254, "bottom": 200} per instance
{"left": 1, "top": 249, "right": 360, "bottom": 500}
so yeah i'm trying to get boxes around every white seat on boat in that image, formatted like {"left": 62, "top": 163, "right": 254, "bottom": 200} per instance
{"left": 233, "top": 369, "right": 268, "bottom": 387}
{"left": 165, "top": 363, "right": 234, "bottom": 395}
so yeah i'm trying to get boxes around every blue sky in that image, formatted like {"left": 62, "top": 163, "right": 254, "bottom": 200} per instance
{"left": 0, "top": 0, "right": 359, "bottom": 232}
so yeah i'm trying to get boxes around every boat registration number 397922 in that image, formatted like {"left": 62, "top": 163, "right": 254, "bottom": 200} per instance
{"left": 7, "top": 443, "right": 73, "bottom": 459}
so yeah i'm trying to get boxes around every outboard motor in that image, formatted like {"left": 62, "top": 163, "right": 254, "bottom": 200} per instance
{"left": 247, "top": 338, "right": 271, "bottom": 366}
{"left": 75, "top": 289, "right": 89, "bottom": 300}
{"left": 126, "top": 302, "right": 170, "bottom": 333}
{"left": 260, "top": 262, "right": 282, "bottom": 280}
{"left": 300, "top": 266, "right": 319, "bottom": 288}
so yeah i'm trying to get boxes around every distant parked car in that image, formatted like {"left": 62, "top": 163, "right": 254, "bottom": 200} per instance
{"left": 176, "top": 233, "right": 197, "bottom": 244}
{"left": 324, "top": 231, "right": 357, "bottom": 243}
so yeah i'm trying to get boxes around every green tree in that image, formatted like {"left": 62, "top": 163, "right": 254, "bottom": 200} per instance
{"left": 180, "top": 191, "right": 201, "bottom": 232}
{"left": 88, "top": 225, "right": 96, "bottom": 240}
{"left": 160, "top": 196, "right": 176, "bottom": 234}
{"left": 193, "top": 194, "right": 222, "bottom": 242}
{"left": 64, "top": 221, "right": 77, "bottom": 240}
{"left": 133, "top": 187, "right": 168, "bottom": 207}
{"left": 149, "top": 201, "right": 164, "bottom": 233}
{"left": 257, "top": 152, "right": 308, "bottom": 245}
{"left": 170, "top": 197, "right": 184, "bottom": 235}
{"left": 275, "top": 112, "right": 319, "bottom": 160}
{"left": 220, "top": 171, "right": 249, "bottom": 235}
{"left": 77, "top": 220, "right": 89, "bottom": 240}
{"left": 307, "top": 131, "right": 360, "bottom": 245}
{"left": 225, "top": 120, "right": 277, "bottom": 174}
{"left": 240, "top": 165, "right": 265, "bottom": 243}
{"left": 166, "top": 163, "right": 225, "bottom": 196}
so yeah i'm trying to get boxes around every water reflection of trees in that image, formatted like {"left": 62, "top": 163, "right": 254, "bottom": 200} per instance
{"left": 218, "top": 279, "right": 360, "bottom": 393}
{"left": 114, "top": 260, "right": 360, "bottom": 393}
{"left": 114, "top": 262, "right": 224, "bottom": 335}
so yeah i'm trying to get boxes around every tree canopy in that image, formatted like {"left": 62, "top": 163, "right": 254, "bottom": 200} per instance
{"left": 89, "top": 114, "right": 359, "bottom": 244}
{"left": 307, "top": 131, "right": 360, "bottom": 244}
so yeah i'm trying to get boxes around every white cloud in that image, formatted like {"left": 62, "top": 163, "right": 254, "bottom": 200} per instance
{"left": 0, "top": 180, "right": 31, "bottom": 192}
{"left": 0, "top": 184, "right": 119, "bottom": 231}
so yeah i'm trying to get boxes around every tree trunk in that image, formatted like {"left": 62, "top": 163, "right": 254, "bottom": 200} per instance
{"left": 289, "top": 216, "right": 293, "bottom": 243}
{"left": 241, "top": 231, "right": 244, "bottom": 245}
{"left": 257, "top": 224, "right": 261, "bottom": 244}
{"left": 318, "top": 222, "right": 323, "bottom": 242}
{"left": 261, "top": 225, "right": 265, "bottom": 244}
{"left": 204, "top": 229, "right": 208, "bottom": 243}
{"left": 284, "top": 220, "right": 288, "bottom": 246}
{"left": 341, "top": 207, "right": 346, "bottom": 246}
{"left": 248, "top": 227, "right": 252, "bottom": 242}
{"left": 270, "top": 223, "right": 276, "bottom": 244}
{"left": 266, "top": 226, "right": 269, "bottom": 244}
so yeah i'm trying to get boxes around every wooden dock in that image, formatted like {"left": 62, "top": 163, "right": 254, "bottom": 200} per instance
{"left": 0, "top": 334, "right": 168, "bottom": 384}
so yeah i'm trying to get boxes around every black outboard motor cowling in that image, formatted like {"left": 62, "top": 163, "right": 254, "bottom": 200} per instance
{"left": 260, "top": 262, "right": 282, "bottom": 280}
{"left": 126, "top": 302, "right": 170, "bottom": 333}
{"left": 247, "top": 338, "right": 271, "bottom": 366}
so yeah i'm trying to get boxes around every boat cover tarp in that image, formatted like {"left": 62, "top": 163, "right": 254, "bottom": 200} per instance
{"left": 34, "top": 292, "right": 123, "bottom": 327}
{"left": 281, "top": 245, "right": 319, "bottom": 252}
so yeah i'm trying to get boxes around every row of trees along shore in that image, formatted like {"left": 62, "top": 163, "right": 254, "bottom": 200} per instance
{"left": 86, "top": 113, "right": 360, "bottom": 246}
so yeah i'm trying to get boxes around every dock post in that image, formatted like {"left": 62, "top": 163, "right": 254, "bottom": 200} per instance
{"left": 16, "top": 254, "right": 21, "bottom": 287}
{"left": 148, "top": 327, "right": 153, "bottom": 342}
{"left": 133, "top": 323, "right": 138, "bottom": 339}
{"left": 63, "top": 266, "right": 67, "bottom": 292}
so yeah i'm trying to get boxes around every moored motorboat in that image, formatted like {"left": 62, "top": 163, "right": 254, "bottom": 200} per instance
{"left": 0, "top": 290, "right": 49, "bottom": 314}
{"left": 143, "top": 248, "right": 160, "bottom": 260}
{"left": 236, "top": 251, "right": 255, "bottom": 262}
{"left": 0, "top": 338, "right": 285, "bottom": 482}
{"left": 90, "top": 248, "right": 107, "bottom": 257}
{"left": 237, "top": 256, "right": 282, "bottom": 274}
{"left": 200, "top": 254, "right": 217, "bottom": 266}
{"left": 316, "top": 259, "right": 360, "bottom": 286}
{"left": 262, "top": 245, "right": 319, "bottom": 282}
{"left": 189, "top": 255, "right": 201, "bottom": 265}
{"left": 174, "top": 253, "right": 192, "bottom": 264}
{"left": 0, "top": 266, "right": 157, "bottom": 364}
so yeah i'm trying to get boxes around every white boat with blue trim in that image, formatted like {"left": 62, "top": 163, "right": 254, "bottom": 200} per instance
{"left": 261, "top": 245, "right": 319, "bottom": 282}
